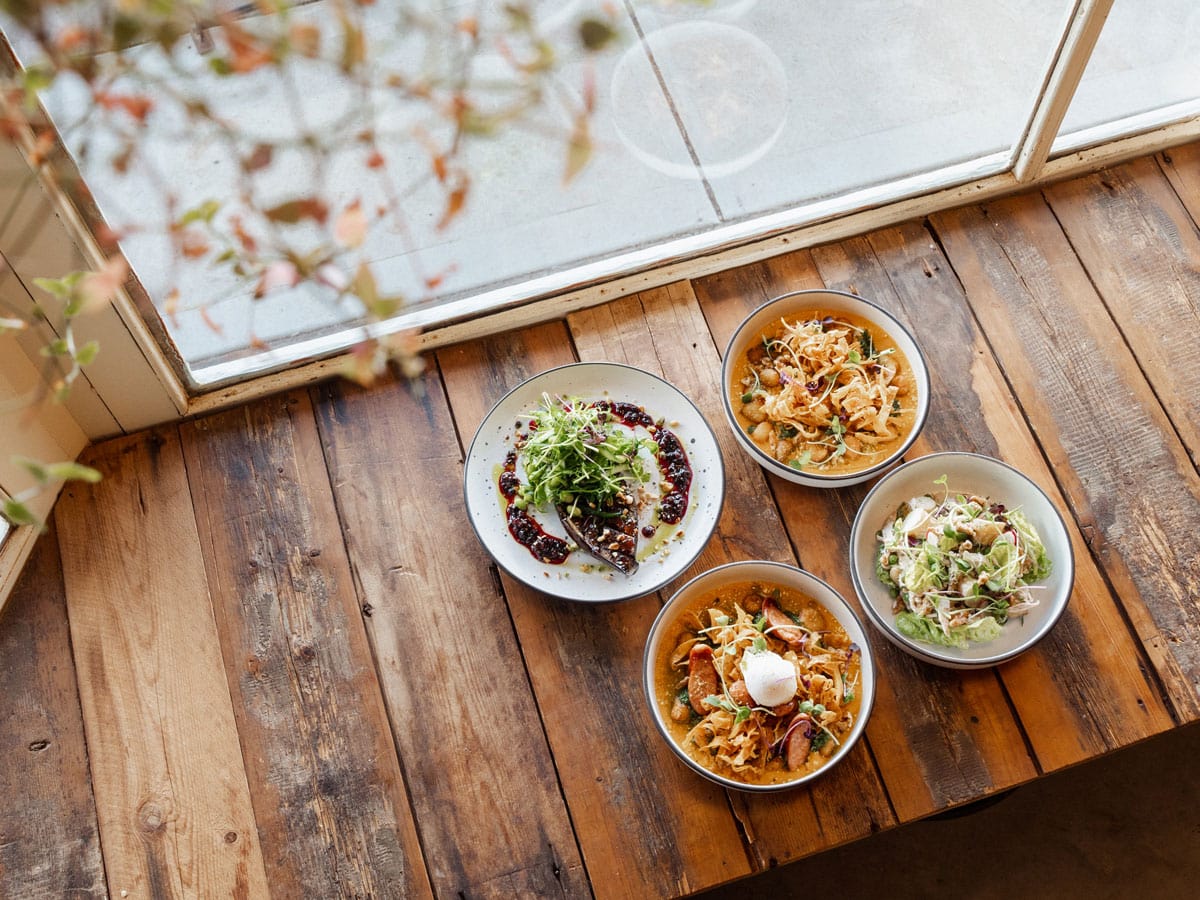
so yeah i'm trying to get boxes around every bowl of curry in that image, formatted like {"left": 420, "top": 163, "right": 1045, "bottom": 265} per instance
{"left": 643, "top": 560, "right": 876, "bottom": 791}
{"left": 721, "top": 289, "right": 930, "bottom": 487}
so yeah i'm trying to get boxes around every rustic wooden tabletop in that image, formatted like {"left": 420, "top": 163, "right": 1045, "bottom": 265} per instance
{"left": 2, "top": 146, "right": 1198, "bottom": 899}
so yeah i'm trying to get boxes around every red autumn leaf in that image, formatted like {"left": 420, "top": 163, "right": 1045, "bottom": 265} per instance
{"left": 457, "top": 17, "right": 479, "bottom": 38}
{"left": 244, "top": 143, "right": 273, "bottom": 172}
{"left": 224, "top": 22, "right": 274, "bottom": 74}
{"left": 55, "top": 26, "right": 89, "bottom": 53}
{"left": 180, "top": 232, "right": 209, "bottom": 259}
{"left": 163, "top": 288, "right": 180, "bottom": 327}
{"left": 264, "top": 198, "right": 329, "bottom": 225}
{"left": 200, "top": 305, "right": 224, "bottom": 335}
{"left": 431, "top": 153, "right": 448, "bottom": 183}
{"left": 366, "top": 149, "right": 385, "bottom": 169}
{"left": 254, "top": 261, "right": 299, "bottom": 299}
{"left": 334, "top": 200, "right": 367, "bottom": 249}
{"left": 582, "top": 66, "right": 596, "bottom": 115}
{"left": 436, "top": 176, "right": 469, "bottom": 231}
{"left": 96, "top": 91, "right": 153, "bottom": 122}
{"left": 288, "top": 21, "right": 321, "bottom": 57}
{"left": 231, "top": 216, "right": 258, "bottom": 253}
{"left": 29, "top": 129, "right": 56, "bottom": 167}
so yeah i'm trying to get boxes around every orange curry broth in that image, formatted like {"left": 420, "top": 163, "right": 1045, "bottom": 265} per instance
{"left": 730, "top": 308, "right": 917, "bottom": 476}
{"left": 655, "top": 581, "right": 862, "bottom": 786}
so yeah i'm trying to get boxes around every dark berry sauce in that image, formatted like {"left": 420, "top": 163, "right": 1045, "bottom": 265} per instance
{"left": 499, "top": 398, "right": 694, "bottom": 563}
{"left": 500, "top": 450, "right": 570, "bottom": 565}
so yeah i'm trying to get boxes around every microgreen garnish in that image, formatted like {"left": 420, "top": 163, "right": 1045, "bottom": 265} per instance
{"left": 517, "top": 394, "right": 656, "bottom": 517}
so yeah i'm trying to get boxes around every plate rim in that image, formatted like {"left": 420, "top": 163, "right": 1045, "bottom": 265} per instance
{"left": 463, "top": 361, "right": 727, "bottom": 604}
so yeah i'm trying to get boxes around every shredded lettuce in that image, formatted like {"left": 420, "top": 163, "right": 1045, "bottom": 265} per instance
{"left": 878, "top": 480, "right": 1053, "bottom": 651}
{"left": 1009, "top": 509, "right": 1053, "bottom": 581}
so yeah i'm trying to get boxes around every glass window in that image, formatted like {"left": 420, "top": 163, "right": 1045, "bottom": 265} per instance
{"left": 1056, "top": 0, "right": 1200, "bottom": 153}
{"left": 4, "top": 1, "right": 1192, "bottom": 393}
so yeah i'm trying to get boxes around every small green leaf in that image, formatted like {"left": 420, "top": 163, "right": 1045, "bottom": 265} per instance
{"left": 563, "top": 114, "right": 592, "bottom": 184}
{"left": 752, "top": 636, "right": 767, "bottom": 652}
{"left": 16, "top": 457, "right": 50, "bottom": 483}
{"left": 40, "top": 339, "right": 70, "bottom": 357}
{"left": 33, "top": 273, "right": 82, "bottom": 300}
{"left": 178, "top": 199, "right": 221, "bottom": 227}
{"left": 733, "top": 706, "right": 751, "bottom": 725}
{"left": 579, "top": 18, "right": 618, "bottom": 51}
{"left": 2, "top": 498, "right": 38, "bottom": 528}
{"left": 208, "top": 56, "right": 233, "bottom": 76}
{"left": 789, "top": 449, "right": 812, "bottom": 470}
{"left": 74, "top": 340, "right": 100, "bottom": 366}
{"left": 45, "top": 462, "right": 102, "bottom": 484}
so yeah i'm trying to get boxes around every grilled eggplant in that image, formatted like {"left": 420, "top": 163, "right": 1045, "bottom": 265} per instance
{"left": 556, "top": 487, "right": 639, "bottom": 575}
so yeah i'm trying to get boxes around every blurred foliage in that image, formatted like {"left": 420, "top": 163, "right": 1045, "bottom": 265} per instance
{"left": 0, "top": 0, "right": 627, "bottom": 528}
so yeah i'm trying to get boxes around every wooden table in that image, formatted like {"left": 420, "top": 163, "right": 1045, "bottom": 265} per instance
{"left": 2, "top": 146, "right": 1199, "bottom": 899}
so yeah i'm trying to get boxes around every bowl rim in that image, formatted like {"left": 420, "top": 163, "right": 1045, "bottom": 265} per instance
{"left": 848, "top": 450, "right": 1076, "bottom": 668}
{"left": 642, "top": 559, "right": 876, "bottom": 792}
{"left": 720, "top": 288, "right": 931, "bottom": 486}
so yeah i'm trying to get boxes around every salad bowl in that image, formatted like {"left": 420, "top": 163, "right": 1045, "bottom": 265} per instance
{"left": 849, "top": 452, "right": 1074, "bottom": 668}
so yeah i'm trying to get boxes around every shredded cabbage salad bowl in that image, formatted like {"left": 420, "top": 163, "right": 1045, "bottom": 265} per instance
{"left": 849, "top": 452, "right": 1074, "bottom": 668}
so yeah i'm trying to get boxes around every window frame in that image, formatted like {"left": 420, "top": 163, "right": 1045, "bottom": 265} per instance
{"left": 13, "top": 0, "right": 1200, "bottom": 426}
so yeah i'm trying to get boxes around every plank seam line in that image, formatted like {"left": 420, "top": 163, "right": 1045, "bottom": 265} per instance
{"left": 306, "top": 382, "right": 439, "bottom": 897}
{"left": 48, "top": 517, "right": 116, "bottom": 900}
{"left": 436, "top": 349, "right": 595, "bottom": 895}
{"left": 923, "top": 214, "right": 1184, "bottom": 728}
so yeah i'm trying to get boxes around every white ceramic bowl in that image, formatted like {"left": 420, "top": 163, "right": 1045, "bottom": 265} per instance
{"left": 643, "top": 561, "right": 876, "bottom": 792}
{"left": 721, "top": 289, "right": 930, "bottom": 487}
{"left": 849, "top": 452, "right": 1074, "bottom": 669}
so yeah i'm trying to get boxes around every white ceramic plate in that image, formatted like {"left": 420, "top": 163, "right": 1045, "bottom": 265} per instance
{"left": 463, "top": 362, "right": 725, "bottom": 603}
{"left": 849, "top": 452, "right": 1074, "bottom": 668}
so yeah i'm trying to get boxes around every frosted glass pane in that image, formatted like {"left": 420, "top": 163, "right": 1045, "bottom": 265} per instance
{"left": 4, "top": 1, "right": 1076, "bottom": 384}
{"left": 1058, "top": 0, "right": 1200, "bottom": 146}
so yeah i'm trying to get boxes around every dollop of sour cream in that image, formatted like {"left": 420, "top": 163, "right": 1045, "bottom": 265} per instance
{"left": 741, "top": 649, "right": 797, "bottom": 707}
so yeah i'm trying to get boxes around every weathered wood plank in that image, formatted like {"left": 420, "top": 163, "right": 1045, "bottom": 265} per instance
{"left": 55, "top": 430, "right": 271, "bottom": 899}
{"left": 693, "top": 250, "right": 1038, "bottom": 819}
{"left": 1045, "top": 155, "right": 1200, "bottom": 461}
{"left": 439, "top": 320, "right": 755, "bottom": 899}
{"left": 181, "top": 394, "right": 433, "bottom": 899}
{"left": 932, "top": 196, "right": 1200, "bottom": 721}
{"left": 0, "top": 527, "right": 106, "bottom": 899}
{"left": 311, "top": 368, "right": 587, "bottom": 898}
{"left": 569, "top": 283, "right": 897, "bottom": 864}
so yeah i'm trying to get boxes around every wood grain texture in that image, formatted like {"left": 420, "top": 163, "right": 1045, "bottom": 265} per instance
{"left": 569, "top": 282, "right": 896, "bottom": 863}
{"left": 693, "top": 249, "right": 1038, "bottom": 819}
{"left": 55, "top": 430, "right": 271, "bottom": 899}
{"left": 932, "top": 196, "right": 1200, "bottom": 722}
{"left": 311, "top": 368, "right": 587, "bottom": 899}
{"left": 439, "top": 321, "right": 755, "bottom": 899}
{"left": 0, "top": 528, "right": 106, "bottom": 899}
{"left": 1044, "top": 155, "right": 1200, "bottom": 460}
{"left": 181, "top": 393, "right": 432, "bottom": 900}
